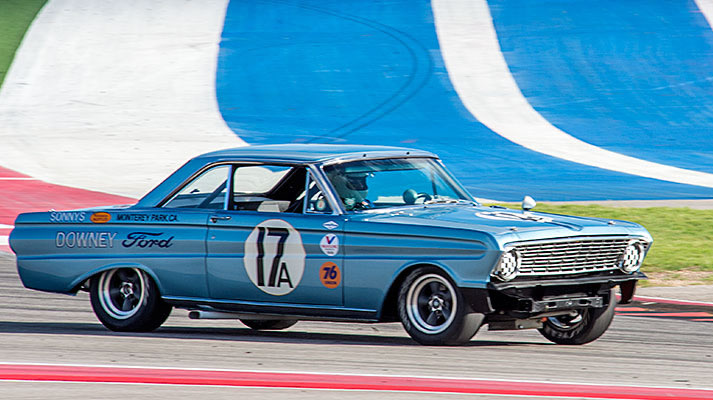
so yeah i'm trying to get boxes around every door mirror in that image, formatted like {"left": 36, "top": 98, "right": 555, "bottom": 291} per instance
{"left": 522, "top": 196, "right": 536, "bottom": 211}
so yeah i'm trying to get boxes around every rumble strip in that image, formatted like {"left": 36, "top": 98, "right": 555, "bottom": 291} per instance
{"left": 0, "top": 364, "right": 711, "bottom": 399}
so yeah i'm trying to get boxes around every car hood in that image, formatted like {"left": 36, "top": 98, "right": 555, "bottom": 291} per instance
{"left": 350, "top": 204, "right": 650, "bottom": 245}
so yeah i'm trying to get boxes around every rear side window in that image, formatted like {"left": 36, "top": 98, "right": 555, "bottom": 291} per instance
{"left": 233, "top": 165, "right": 291, "bottom": 195}
{"left": 231, "top": 165, "right": 304, "bottom": 213}
{"left": 163, "top": 165, "right": 229, "bottom": 209}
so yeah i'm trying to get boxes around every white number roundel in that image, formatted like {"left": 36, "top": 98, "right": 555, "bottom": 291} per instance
{"left": 244, "top": 219, "right": 305, "bottom": 296}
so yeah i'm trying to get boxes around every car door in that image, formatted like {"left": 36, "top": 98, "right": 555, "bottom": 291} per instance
{"left": 206, "top": 165, "right": 344, "bottom": 306}
{"left": 157, "top": 164, "right": 234, "bottom": 298}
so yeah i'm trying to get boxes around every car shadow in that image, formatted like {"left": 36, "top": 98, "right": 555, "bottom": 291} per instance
{"left": 0, "top": 320, "right": 548, "bottom": 347}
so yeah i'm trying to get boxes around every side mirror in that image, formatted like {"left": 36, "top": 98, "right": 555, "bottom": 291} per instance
{"left": 522, "top": 196, "right": 536, "bottom": 211}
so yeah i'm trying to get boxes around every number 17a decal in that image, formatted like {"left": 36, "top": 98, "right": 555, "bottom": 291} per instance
{"left": 244, "top": 219, "right": 305, "bottom": 296}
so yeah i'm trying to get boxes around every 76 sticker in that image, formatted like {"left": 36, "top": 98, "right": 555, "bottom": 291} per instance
{"left": 320, "top": 262, "right": 341, "bottom": 289}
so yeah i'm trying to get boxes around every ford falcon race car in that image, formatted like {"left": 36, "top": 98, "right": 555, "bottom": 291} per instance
{"left": 10, "top": 144, "right": 651, "bottom": 345}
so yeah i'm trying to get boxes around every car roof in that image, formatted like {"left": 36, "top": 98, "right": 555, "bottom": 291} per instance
{"left": 136, "top": 144, "right": 439, "bottom": 207}
{"left": 197, "top": 144, "right": 437, "bottom": 164}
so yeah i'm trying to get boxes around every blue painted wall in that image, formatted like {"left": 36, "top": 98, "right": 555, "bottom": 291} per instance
{"left": 489, "top": 0, "right": 713, "bottom": 174}
{"left": 216, "top": 0, "right": 713, "bottom": 201}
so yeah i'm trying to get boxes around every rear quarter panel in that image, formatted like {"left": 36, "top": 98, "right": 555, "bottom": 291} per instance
{"left": 11, "top": 209, "right": 210, "bottom": 298}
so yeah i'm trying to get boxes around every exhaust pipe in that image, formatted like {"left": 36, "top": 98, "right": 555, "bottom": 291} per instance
{"left": 188, "top": 311, "right": 242, "bottom": 320}
{"left": 188, "top": 310, "right": 284, "bottom": 320}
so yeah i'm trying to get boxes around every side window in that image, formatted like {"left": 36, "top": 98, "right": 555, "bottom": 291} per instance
{"left": 305, "top": 172, "right": 332, "bottom": 214}
{"left": 163, "top": 165, "right": 230, "bottom": 209}
{"left": 234, "top": 165, "right": 291, "bottom": 195}
{"left": 231, "top": 165, "right": 307, "bottom": 213}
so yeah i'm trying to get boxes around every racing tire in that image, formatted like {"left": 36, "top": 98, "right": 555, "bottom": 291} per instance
{"left": 90, "top": 268, "right": 172, "bottom": 332}
{"left": 538, "top": 289, "right": 617, "bottom": 345}
{"left": 398, "top": 267, "right": 484, "bottom": 346}
{"left": 240, "top": 319, "right": 298, "bottom": 330}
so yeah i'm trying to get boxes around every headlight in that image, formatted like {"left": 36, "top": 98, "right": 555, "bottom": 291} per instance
{"left": 618, "top": 240, "right": 646, "bottom": 273}
{"left": 492, "top": 249, "right": 520, "bottom": 281}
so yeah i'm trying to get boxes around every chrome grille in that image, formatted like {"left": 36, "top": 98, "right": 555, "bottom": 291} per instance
{"left": 511, "top": 237, "right": 632, "bottom": 276}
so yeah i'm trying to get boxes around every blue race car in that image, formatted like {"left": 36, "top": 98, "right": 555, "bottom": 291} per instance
{"left": 10, "top": 144, "right": 651, "bottom": 345}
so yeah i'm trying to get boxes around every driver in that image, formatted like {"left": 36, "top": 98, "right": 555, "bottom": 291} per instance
{"left": 327, "top": 168, "right": 370, "bottom": 210}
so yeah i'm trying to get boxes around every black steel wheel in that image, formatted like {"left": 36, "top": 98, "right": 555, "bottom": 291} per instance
{"left": 90, "top": 268, "right": 171, "bottom": 332}
{"left": 538, "top": 289, "right": 617, "bottom": 345}
{"left": 240, "top": 319, "right": 298, "bottom": 330}
{"left": 398, "top": 267, "right": 483, "bottom": 345}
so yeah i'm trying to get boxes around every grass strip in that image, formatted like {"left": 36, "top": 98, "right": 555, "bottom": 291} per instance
{"left": 0, "top": 0, "right": 47, "bottom": 88}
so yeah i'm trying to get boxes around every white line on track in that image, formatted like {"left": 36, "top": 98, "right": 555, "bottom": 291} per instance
{"left": 0, "top": 381, "right": 517, "bottom": 398}
{"left": 695, "top": 0, "right": 713, "bottom": 29}
{"left": 432, "top": 0, "right": 713, "bottom": 189}
{"left": 0, "top": 0, "right": 245, "bottom": 198}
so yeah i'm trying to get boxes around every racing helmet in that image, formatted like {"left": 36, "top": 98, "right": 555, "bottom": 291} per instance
{"left": 328, "top": 170, "right": 369, "bottom": 208}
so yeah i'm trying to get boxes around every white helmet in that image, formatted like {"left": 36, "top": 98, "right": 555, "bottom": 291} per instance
{"left": 329, "top": 170, "right": 368, "bottom": 209}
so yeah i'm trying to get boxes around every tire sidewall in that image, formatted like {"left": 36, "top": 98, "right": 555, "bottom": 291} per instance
{"left": 90, "top": 268, "right": 170, "bottom": 332}
{"left": 398, "top": 266, "right": 483, "bottom": 346}
{"left": 538, "top": 289, "right": 617, "bottom": 345}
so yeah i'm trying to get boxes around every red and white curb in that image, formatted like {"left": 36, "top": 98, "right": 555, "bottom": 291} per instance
{"left": 1, "top": 364, "right": 712, "bottom": 399}
{"left": 618, "top": 296, "right": 713, "bottom": 322}
{"left": 0, "top": 166, "right": 135, "bottom": 254}
{"left": 0, "top": 224, "right": 12, "bottom": 253}
{"left": 632, "top": 295, "right": 713, "bottom": 308}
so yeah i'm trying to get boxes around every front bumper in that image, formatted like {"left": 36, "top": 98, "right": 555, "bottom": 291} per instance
{"left": 487, "top": 271, "right": 646, "bottom": 291}
{"left": 462, "top": 272, "right": 645, "bottom": 317}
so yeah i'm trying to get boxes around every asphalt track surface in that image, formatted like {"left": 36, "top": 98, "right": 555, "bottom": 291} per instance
{"left": 2, "top": 253, "right": 712, "bottom": 399}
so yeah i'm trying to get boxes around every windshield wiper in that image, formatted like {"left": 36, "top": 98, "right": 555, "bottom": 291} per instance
{"left": 424, "top": 198, "right": 475, "bottom": 205}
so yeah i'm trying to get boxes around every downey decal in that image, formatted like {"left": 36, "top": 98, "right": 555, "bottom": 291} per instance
{"left": 55, "top": 231, "right": 117, "bottom": 248}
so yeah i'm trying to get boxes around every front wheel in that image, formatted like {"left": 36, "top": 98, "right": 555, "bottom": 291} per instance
{"left": 90, "top": 268, "right": 171, "bottom": 332}
{"left": 538, "top": 289, "right": 617, "bottom": 345}
{"left": 398, "top": 267, "right": 484, "bottom": 345}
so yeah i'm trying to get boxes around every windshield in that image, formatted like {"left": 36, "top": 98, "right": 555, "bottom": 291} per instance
{"left": 323, "top": 158, "right": 473, "bottom": 211}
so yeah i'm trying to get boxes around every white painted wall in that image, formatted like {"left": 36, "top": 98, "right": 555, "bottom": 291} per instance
{"left": 0, "top": 0, "right": 245, "bottom": 198}
{"left": 432, "top": 0, "right": 713, "bottom": 189}
{"left": 695, "top": 0, "right": 713, "bottom": 33}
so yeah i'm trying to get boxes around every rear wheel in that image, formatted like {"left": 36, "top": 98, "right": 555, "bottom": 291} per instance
{"left": 538, "top": 290, "right": 617, "bottom": 345}
{"left": 398, "top": 267, "right": 483, "bottom": 345}
{"left": 90, "top": 268, "right": 171, "bottom": 332}
{"left": 240, "top": 319, "right": 297, "bottom": 330}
